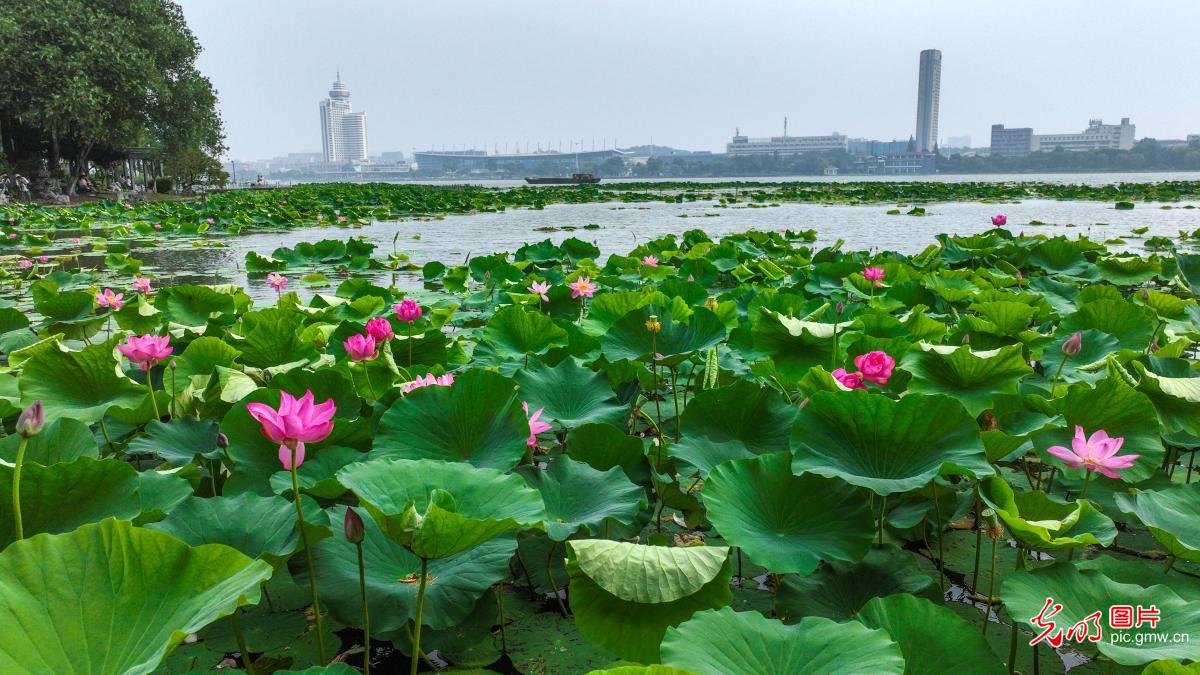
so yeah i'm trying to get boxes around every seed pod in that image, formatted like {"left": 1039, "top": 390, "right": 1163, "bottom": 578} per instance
{"left": 645, "top": 315, "right": 662, "bottom": 333}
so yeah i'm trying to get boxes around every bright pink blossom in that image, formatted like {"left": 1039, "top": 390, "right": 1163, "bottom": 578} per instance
{"left": 394, "top": 299, "right": 423, "bottom": 323}
{"left": 366, "top": 316, "right": 394, "bottom": 342}
{"left": 831, "top": 368, "right": 866, "bottom": 390}
{"left": 246, "top": 390, "right": 337, "bottom": 470}
{"left": 206, "top": 218, "right": 215, "bottom": 225}
{"left": 529, "top": 280, "right": 551, "bottom": 302}
{"left": 267, "top": 272, "right": 288, "bottom": 292}
{"left": 569, "top": 276, "right": 597, "bottom": 299}
{"left": 96, "top": 288, "right": 124, "bottom": 310}
{"left": 7, "top": 233, "right": 17, "bottom": 239}
{"left": 643, "top": 255, "right": 659, "bottom": 267}
{"left": 343, "top": 333, "right": 377, "bottom": 362}
{"left": 337, "top": 215, "right": 347, "bottom": 223}
{"left": 853, "top": 351, "right": 896, "bottom": 386}
{"left": 992, "top": 214, "right": 1007, "bottom": 227}
{"left": 37, "top": 256, "right": 48, "bottom": 263}
{"left": 402, "top": 372, "right": 455, "bottom": 393}
{"left": 154, "top": 223, "right": 163, "bottom": 230}
{"left": 131, "top": 277, "right": 152, "bottom": 293}
{"left": 70, "top": 237, "right": 81, "bottom": 244}
{"left": 17, "top": 259, "right": 32, "bottom": 269}
{"left": 117, "top": 334, "right": 173, "bottom": 371}
{"left": 862, "top": 267, "right": 886, "bottom": 287}
{"left": 523, "top": 401, "right": 552, "bottom": 446}
{"left": 1046, "top": 426, "right": 1139, "bottom": 479}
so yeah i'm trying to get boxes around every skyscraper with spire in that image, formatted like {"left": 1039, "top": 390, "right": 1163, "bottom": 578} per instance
{"left": 914, "top": 49, "right": 941, "bottom": 153}
{"left": 319, "top": 74, "right": 368, "bottom": 163}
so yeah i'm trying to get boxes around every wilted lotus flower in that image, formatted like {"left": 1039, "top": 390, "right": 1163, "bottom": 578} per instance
{"left": 853, "top": 350, "right": 896, "bottom": 385}
{"left": 366, "top": 316, "right": 394, "bottom": 342}
{"left": 643, "top": 255, "right": 659, "bottom": 267}
{"left": 246, "top": 390, "right": 337, "bottom": 470}
{"left": 131, "top": 277, "right": 152, "bottom": 294}
{"left": 992, "top": 214, "right": 1008, "bottom": 227}
{"left": 96, "top": 288, "right": 124, "bottom": 310}
{"left": 529, "top": 280, "right": 551, "bottom": 302}
{"left": 394, "top": 298, "right": 423, "bottom": 323}
{"left": 861, "top": 266, "right": 885, "bottom": 287}
{"left": 831, "top": 368, "right": 866, "bottom": 390}
{"left": 267, "top": 272, "right": 288, "bottom": 292}
{"left": 568, "top": 276, "right": 597, "bottom": 299}
{"left": 343, "top": 333, "right": 377, "bottom": 362}
{"left": 1062, "top": 331, "right": 1083, "bottom": 356}
{"left": 16, "top": 400, "right": 44, "bottom": 438}
{"left": 117, "top": 334, "right": 173, "bottom": 371}
{"left": 344, "top": 507, "right": 365, "bottom": 544}
{"left": 1046, "top": 426, "right": 1138, "bottom": 479}
{"left": 523, "top": 401, "right": 553, "bottom": 447}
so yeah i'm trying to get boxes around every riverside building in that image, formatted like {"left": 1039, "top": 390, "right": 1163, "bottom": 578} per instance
{"left": 318, "top": 74, "right": 369, "bottom": 163}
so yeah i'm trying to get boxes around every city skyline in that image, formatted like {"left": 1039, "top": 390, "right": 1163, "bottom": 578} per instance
{"left": 176, "top": 1, "right": 1200, "bottom": 160}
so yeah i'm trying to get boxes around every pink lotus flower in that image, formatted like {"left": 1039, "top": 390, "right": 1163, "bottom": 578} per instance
{"left": 862, "top": 266, "right": 886, "bottom": 287}
{"left": 854, "top": 351, "right": 896, "bottom": 386}
{"left": 523, "top": 401, "right": 552, "bottom": 446}
{"left": 643, "top": 255, "right": 659, "bottom": 267}
{"left": 206, "top": 218, "right": 215, "bottom": 225}
{"left": 247, "top": 390, "right": 337, "bottom": 470}
{"left": 316, "top": 214, "right": 324, "bottom": 222}
{"left": 831, "top": 368, "right": 866, "bottom": 390}
{"left": 37, "top": 256, "right": 48, "bottom": 263}
{"left": 343, "top": 333, "right": 377, "bottom": 362}
{"left": 529, "top": 280, "right": 551, "bottom": 302}
{"left": 569, "top": 276, "right": 597, "bottom": 299}
{"left": 1046, "top": 426, "right": 1138, "bottom": 479}
{"left": 70, "top": 237, "right": 81, "bottom": 244}
{"left": 7, "top": 233, "right": 17, "bottom": 239}
{"left": 17, "top": 259, "right": 31, "bottom": 269}
{"left": 96, "top": 288, "right": 124, "bottom": 310}
{"left": 338, "top": 216, "right": 347, "bottom": 223}
{"left": 992, "top": 214, "right": 1007, "bottom": 227}
{"left": 267, "top": 272, "right": 288, "bottom": 292}
{"left": 402, "top": 372, "right": 455, "bottom": 393}
{"left": 117, "top": 334, "right": 173, "bottom": 371}
{"left": 366, "top": 316, "right": 394, "bottom": 342}
{"left": 394, "top": 298, "right": 423, "bottom": 323}
{"left": 154, "top": 223, "right": 162, "bottom": 230}
{"left": 131, "top": 277, "right": 152, "bottom": 293}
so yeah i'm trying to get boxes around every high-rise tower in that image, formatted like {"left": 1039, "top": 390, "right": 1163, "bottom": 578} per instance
{"left": 915, "top": 49, "right": 942, "bottom": 153}
{"left": 319, "top": 74, "right": 368, "bottom": 163}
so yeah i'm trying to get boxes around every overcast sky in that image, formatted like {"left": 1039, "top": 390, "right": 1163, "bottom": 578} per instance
{"left": 178, "top": 0, "right": 1200, "bottom": 160}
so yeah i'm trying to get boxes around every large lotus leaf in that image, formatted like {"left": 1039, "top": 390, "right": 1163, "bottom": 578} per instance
{"left": 775, "top": 544, "right": 936, "bottom": 622}
{"left": 518, "top": 457, "right": 646, "bottom": 541}
{"left": 1002, "top": 562, "right": 1200, "bottom": 665}
{"left": 791, "top": 391, "right": 992, "bottom": 495}
{"left": 857, "top": 593, "right": 1006, "bottom": 675}
{"left": 305, "top": 505, "right": 513, "bottom": 632}
{"left": 603, "top": 305, "right": 726, "bottom": 362}
{"left": 0, "top": 519, "right": 272, "bottom": 675}
{"left": 147, "top": 493, "right": 305, "bottom": 566}
{"left": 336, "top": 457, "right": 545, "bottom": 559}
{"left": 566, "top": 540, "right": 732, "bottom": 663}
{"left": 483, "top": 305, "right": 569, "bottom": 360}
{"left": 1132, "top": 362, "right": 1200, "bottom": 437}
{"left": 750, "top": 309, "right": 856, "bottom": 382}
{"left": 587, "top": 667, "right": 693, "bottom": 675}
{"left": 969, "top": 300, "right": 1037, "bottom": 337}
{"left": 660, "top": 607, "right": 904, "bottom": 675}
{"left": 670, "top": 380, "right": 794, "bottom": 477}
{"left": 0, "top": 417, "right": 96, "bottom": 465}
{"left": 236, "top": 307, "right": 317, "bottom": 368}
{"left": 1028, "top": 237, "right": 1094, "bottom": 277}
{"left": 1039, "top": 329, "right": 1121, "bottom": 386}
{"left": 1032, "top": 378, "right": 1164, "bottom": 482}
{"left": 0, "top": 456, "right": 144, "bottom": 549}
{"left": 374, "top": 368, "right": 528, "bottom": 470}
{"left": 900, "top": 342, "right": 1033, "bottom": 416}
{"left": 268, "top": 445, "right": 365, "bottom": 499}
{"left": 127, "top": 417, "right": 222, "bottom": 466}
{"left": 922, "top": 274, "right": 982, "bottom": 304}
{"left": 1115, "top": 483, "right": 1200, "bottom": 562}
{"left": 703, "top": 452, "right": 873, "bottom": 574}
{"left": 1096, "top": 255, "right": 1162, "bottom": 285}
{"left": 1060, "top": 299, "right": 1156, "bottom": 351}
{"left": 515, "top": 357, "right": 628, "bottom": 429}
{"left": 1143, "top": 660, "right": 1200, "bottom": 675}
{"left": 18, "top": 339, "right": 149, "bottom": 425}
{"left": 567, "top": 423, "right": 651, "bottom": 484}
{"left": 980, "top": 476, "right": 1115, "bottom": 551}
{"left": 156, "top": 284, "right": 238, "bottom": 327}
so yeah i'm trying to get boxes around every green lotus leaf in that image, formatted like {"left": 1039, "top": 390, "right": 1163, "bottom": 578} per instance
{"left": 127, "top": 417, "right": 222, "bottom": 466}
{"left": 337, "top": 457, "right": 545, "bottom": 559}
{"left": 1032, "top": 378, "right": 1164, "bottom": 482}
{"left": 1028, "top": 237, "right": 1094, "bottom": 277}
{"left": 775, "top": 544, "right": 936, "bottom": 622}
{"left": 969, "top": 300, "right": 1036, "bottom": 337}
{"left": 660, "top": 607, "right": 905, "bottom": 675}
{"left": 18, "top": 339, "right": 149, "bottom": 425}
{"left": 1039, "top": 329, "right": 1121, "bottom": 386}
{"left": 515, "top": 357, "right": 629, "bottom": 429}
{"left": 268, "top": 445, "right": 365, "bottom": 499}
{"left": 566, "top": 540, "right": 732, "bottom": 663}
{"left": 156, "top": 284, "right": 238, "bottom": 328}
{"left": 34, "top": 289, "right": 106, "bottom": 340}
{"left": 670, "top": 380, "right": 795, "bottom": 476}
{"left": 900, "top": 342, "right": 1033, "bottom": 416}
{"left": 567, "top": 423, "right": 651, "bottom": 485}
{"left": 374, "top": 368, "right": 528, "bottom": 470}
{"left": 702, "top": 452, "right": 873, "bottom": 574}
{"left": 1131, "top": 361, "right": 1200, "bottom": 437}
{"left": 236, "top": 307, "right": 318, "bottom": 368}
{"left": 857, "top": 593, "right": 1007, "bottom": 675}
{"left": 603, "top": 305, "right": 726, "bottom": 362}
{"left": 0, "top": 519, "right": 272, "bottom": 675}
{"left": 518, "top": 456, "right": 646, "bottom": 541}
{"left": 980, "top": 476, "right": 1115, "bottom": 551}
{"left": 1142, "top": 660, "right": 1200, "bottom": 675}
{"left": 147, "top": 493, "right": 307, "bottom": 566}
{"left": 1002, "top": 562, "right": 1200, "bottom": 665}
{"left": 483, "top": 305, "right": 569, "bottom": 361}
{"left": 1115, "top": 483, "right": 1200, "bottom": 562}
{"left": 791, "top": 391, "right": 992, "bottom": 495}
{"left": 921, "top": 274, "right": 981, "bottom": 304}
{"left": 587, "top": 666, "right": 695, "bottom": 675}
{"left": 1060, "top": 299, "right": 1157, "bottom": 351}
{"left": 0, "top": 417, "right": 96, "bottom": 465}
{"left": 750, "top": 309, "right": 856, "bottom": 382}
{"left": 305, "top": 505, "right": 513, "bottom": 632}
{"left": 1096, "top": 255, "right": 1162, "bottom": 285}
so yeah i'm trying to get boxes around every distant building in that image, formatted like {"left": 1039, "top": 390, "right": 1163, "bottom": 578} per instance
{"left": 319, "top": 74, "right": 369, "bottom": 163}
{"left": 914, "top": 49, "right": 942, "bottom": 153}
{"left": 726, "top": 131, "right": 848, "bottom": 156}
{"left": 1033, "top": 118, "right": 1135, "bottom": 152}
{"left": 1188, "top": 134, "right": 1200, "bottom": 145}
{"left": 847, "top": 138, "right": 912, "bottom": 157}
{"left": 851, "top": 152, "right": 937, "bottom": 175}
{"left": 945, "top": 135, "right": 971, "bottom": 149}
{"left": 1153, "top": 139, "right": 1192, "bottom": 150}
{"left": 380, "top": 151, "right": 407, "bottom": 163}
{"left": 413, "top": 148, "right": 626, "bottom": 174}
{"left": 990, "top": 124, "right": 1034, "bottom": 156}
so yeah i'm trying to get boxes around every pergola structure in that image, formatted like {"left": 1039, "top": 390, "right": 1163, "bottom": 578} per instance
{"left": 120, "top": 147, "right": 166, "bottom": 192}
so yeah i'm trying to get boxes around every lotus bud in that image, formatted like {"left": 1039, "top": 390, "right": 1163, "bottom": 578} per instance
{"left": 835, "top": 301, "right": 845, "bottom": 316}
{"left": 216, "top": 432, "right": 229, "bottom": 449}
{"left": 343, "top": 507, "right": 365, "bottom": 544}
{"left": 1015, "top": 270, "right": 1023, "bottom": 280}
{"left": 1062, "top": 331, "right": 1083, "bottom": 356}
{"left": 169, "top": 358, "right": 177, "bottom": 370}
{"left": 1150, "top": 341, "right": 1160, "bottom": 352}
{"left": 1139, "top": 289, "right": 1150, "bottom": 300}
{"left": 645, "top": 314, "right": 662, "bottom": 333}
{"left": 16, "top": 400, "right": 43, "bottom": 438}
{"left": 704, "top": 297, "right": 719, "bottom": 311}
{"left": 962, "top": 334, "right": 970, "bottom": 345}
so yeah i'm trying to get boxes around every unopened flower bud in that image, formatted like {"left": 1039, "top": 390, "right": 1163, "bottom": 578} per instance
{"left": 16, "top": 400, "right": 43, "bottom": 438}
{"left": 835, "top": 302, "right": 845, "bottom": 316}
{"left": 1062, "top": 331, "right": 1082, "bottom": 356}
{"left": 645, "top": 315, "right": 661, "bottom": 333}
{"left": 216, "top": 432, "right": 229, "bottom": 449}
{"left": 343, "top": 507, "right": 365, "bottom": 544}
{"left": 962, "top": 334, "right": 970, "bottom": 345}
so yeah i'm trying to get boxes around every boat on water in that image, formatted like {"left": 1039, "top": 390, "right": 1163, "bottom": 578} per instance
{"left": 525, "top": 173, "right": 601, "bottom": 185}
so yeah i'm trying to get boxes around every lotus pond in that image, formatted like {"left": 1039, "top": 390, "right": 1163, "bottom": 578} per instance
{"left": 2, "top": 182, "right": 1200, "bottom": 674}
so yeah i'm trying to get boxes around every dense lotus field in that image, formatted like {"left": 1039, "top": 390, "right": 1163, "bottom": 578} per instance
{"left": 3, "top": 188, "right": 1200, "bottom": 674}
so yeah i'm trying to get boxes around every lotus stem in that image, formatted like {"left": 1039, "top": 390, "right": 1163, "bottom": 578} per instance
{"left": 514, "top": 549, "right": 537, "bottom": 601}
{"left": 971, "top": 485, "right": 983, "bottom": 590}
{"left": 170, "top": 365, "right": 178, "bottom": 417}
{"left": 145, "top": 376, "right": 160, "bottom": 420}
{"left": 363, "top": 365, "right": 378, "bottom": 401}
{"left": 406, "top": 322, "right": 414, "bottom": 366}
{"left": 1165, "top": 556, "right": 1177, "bottom": 575}
{"left": 230, "top": 610, "right": 257, "bottom": 675}
{"left": 1008, "top": 548, "right": 1026, "bottom": 673}
{"left": 650, "top": 336, "right": 662, "bottom": 428}
{"left": 410, "top": 558, "right": 429, "bottom": 675}
{"left": 1048, "top": 355, "right": 1067, "bottom": 395}
{"left": 876, "top": 495, "right": 887, "bottom": 547}
{"left": 402, "top": 624, "right": 438, "bottom": 671}
{"left": 209, "top": 459, "right": 219, "bottom": 496}
{"left": 291, "top": 456, "right": 327, "bottom": 664}
{"left": 99, "top": 418, "right": 115, "bottom": 455}
{"left": 497, "top": 581, "right": 508, "bottom": 653}
{"left": 736, "top": 547, "right": 744, "bottom": 586}
{"left": 546, "top": 540, "right": 570, "bottom": 617}
{"left": 983, "top": 533, "right": 998, "bottom": 637}
{"left": 670, "top": 367, "right": 681, "bottom": 442}
{"left": 933, "top": 490, "right": 946, "bottom": 596}
{"left": 356, "top": 540, "right": 370, "bottom": 675}
{"left": 11, "top": 437, "right": 28, "bottom": 540}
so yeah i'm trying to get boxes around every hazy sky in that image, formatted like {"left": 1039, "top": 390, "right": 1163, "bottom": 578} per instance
{"left": 177, "top": 0, "right": 1200, "bottom": 160}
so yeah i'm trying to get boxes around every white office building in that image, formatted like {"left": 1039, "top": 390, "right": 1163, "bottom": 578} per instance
{"left": 319, "top": 75, "right": 369, "bottom": 163}
{"left": 726, "top": 130, "right": 848, "bottom": 156}
{"left": 914, "top": 49, "right": 942, "bottom": 153}
{"left": 1033, "top": 118, "right": 1135, "bottom": 152}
